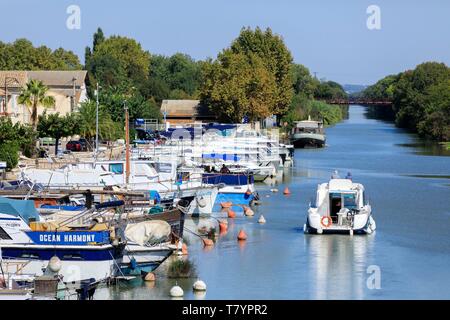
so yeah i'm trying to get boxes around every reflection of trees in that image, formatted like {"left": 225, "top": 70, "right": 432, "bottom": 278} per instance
{"left": 364, "top": 105, "right": 395, "bottom": 121}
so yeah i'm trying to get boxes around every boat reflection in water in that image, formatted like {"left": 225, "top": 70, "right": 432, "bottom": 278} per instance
{"left": 304, "top": 234, "right": 375, "bottom": 300}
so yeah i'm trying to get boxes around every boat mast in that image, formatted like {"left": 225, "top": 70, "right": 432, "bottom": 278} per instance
{"left": 124, "top": 101, "right": 130, "bottom": 187}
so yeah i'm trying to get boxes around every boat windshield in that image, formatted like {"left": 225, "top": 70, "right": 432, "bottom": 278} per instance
{"left": 343, "top": 193, "right": 357, "bottom": 209}
{"left": 329, "top": 192, "right": 358, "bottom": 218}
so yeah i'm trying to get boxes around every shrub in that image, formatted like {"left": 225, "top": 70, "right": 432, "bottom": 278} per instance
{"left": 0, "top": 142, "right": 20, "bottom": 170}
{"left": 167, "top": 259, "right": 197, "bottom": 278}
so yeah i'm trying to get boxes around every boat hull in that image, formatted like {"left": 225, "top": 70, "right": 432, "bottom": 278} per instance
{"left": 0, "top": 244, "right": 123, "bottom": 283}
{"left": 304, "top": 212, "right": 376, "bottom": 235}
{"left": 119, "top": 243, "right": 173, "bottom": 276}
{"left": 291, "top": 133, "right": 326, "bottom": 148}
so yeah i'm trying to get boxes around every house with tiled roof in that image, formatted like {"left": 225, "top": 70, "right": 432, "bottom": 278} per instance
{"left": 0, "top": 70, "right": 87, "bottom": 125}
{"left": 161, "top": 99, "right": 217, "bottom": 125}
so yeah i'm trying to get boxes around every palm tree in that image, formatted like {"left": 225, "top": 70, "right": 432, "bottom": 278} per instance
{"left": 77, "top": 101, "right": 123, "bottom": 149}
{"left": 18, "top": 79, "right": 56, "bottom": 131}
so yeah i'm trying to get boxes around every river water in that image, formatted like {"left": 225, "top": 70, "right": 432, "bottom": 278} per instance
{"left": 96, "top": 105, "right": 450, "bottom": 300}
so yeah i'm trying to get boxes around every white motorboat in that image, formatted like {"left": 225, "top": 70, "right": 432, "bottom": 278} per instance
{"left": 304, "top": 173, "right": 376, "bottom": 235}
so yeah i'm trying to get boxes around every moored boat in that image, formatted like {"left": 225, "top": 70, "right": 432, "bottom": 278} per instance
{"left": 290, "top": 119, "right": 326, "bottom": 148}
{"left": 304, "top": 172, "right": 376, "bottom": 235}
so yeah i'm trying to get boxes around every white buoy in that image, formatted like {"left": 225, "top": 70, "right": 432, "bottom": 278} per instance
{"left": 244, "top": 207, "right": 255, "bottom": 217}
{"left": 170, "top": 285, "right": 184, "bottom": 297}
{"left": 193, "top": 280, "right": 207, "bottom": 292}
{"left": 317, "top": 228, "right": 323, "bottom": 234}
{"left": 270, "top": 188, "right": 279, "bottom": 193}
{"left": 48, "top": 256, "right": 62, "bottom": 273}
{"left": 349, "top": 229, "right": 354, "bottom": 236}
{"left": 258, "top": 215, "right": 266, "bottom": 224}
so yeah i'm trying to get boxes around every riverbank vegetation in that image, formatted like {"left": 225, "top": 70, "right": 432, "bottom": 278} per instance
{"left": 359, "top": 62, "right": 450, "bottom": 142}
{"left": 0, "top": 118, "right": 36, "bottom": 169}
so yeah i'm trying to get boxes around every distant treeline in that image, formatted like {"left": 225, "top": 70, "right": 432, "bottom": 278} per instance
{"left": 356, "top": 62, "right": 450, "bottom": 141}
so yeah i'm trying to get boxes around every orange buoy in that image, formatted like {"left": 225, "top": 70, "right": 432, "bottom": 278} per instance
{"left": 144, "top": 272, "right": 156, "bottom": 282}
{"left": 203, "top": 238, "right": 214, "bottom": 247}
{"left": 283, "top": 187, "right": 291, "bottom": 195}
{"left": 220, "top": 202, "right": 233, "bottom": 209}
{"left": 219, "top": 222, "right": 228, "bottom": 232}
{"left": 237, "top": 229, "right": 247, "bottom": 241}
{"left": 227, "top": 209, "right": 236, "bottom": 218}
{"left": 182, "top": 243, "right": 188, "bottom": 255}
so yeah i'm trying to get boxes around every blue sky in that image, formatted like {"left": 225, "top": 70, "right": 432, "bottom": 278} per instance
{"left": 1, "top": 0, "right": 449, "bottom": 85}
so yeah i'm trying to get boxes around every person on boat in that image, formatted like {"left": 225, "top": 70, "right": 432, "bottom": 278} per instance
{"left": 345, "top": 172, "right": 353, "bottom": 180}
{"left": 220, "top": 164, "right": 231, "bottom": 174}
{"left": 331, "top": 170, "right": 340, "bottom": 179}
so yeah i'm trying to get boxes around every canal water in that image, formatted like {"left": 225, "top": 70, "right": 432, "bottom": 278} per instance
{"left": 96, "top": 105, "right": 450, "bottom": 300}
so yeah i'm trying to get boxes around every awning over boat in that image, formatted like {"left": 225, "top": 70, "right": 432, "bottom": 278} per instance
{"left": 0, "top": 197, "right": 40, "bottom": 224}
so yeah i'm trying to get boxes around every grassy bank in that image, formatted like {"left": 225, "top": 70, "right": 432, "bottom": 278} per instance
{"left": 282, "top": 96, "right": 347, "bottom": 129}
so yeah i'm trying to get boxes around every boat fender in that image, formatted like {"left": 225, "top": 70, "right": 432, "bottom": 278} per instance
{"left": 130, "top": 257, "right": 137, "bottom": 270}
{"left": 48, "top": 256, "right": 62, "bottom": 273}
{"left": 196, "top": 196, "right": 207, "bottom": 208}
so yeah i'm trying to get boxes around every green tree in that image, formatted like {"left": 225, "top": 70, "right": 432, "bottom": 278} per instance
{"left": 77, "top": 101, "right": 123, "bottom": 145}
{"left": 145, "top": 53, "right": 202, "bottom": 102}
{"left": 0, "top": 39, "right": 82, "bottom": 70}
{"left": 314, "top": 81, "right": 347, "bottom": 100}
{"left": 0, "top": 118, "right": 36, "bottom": 168}
{"left": 394, "top": 62, "right": 450, "bottom": 137}
{"left": 88, "top": 35, "right": 150, "bottom": 90}
{"left": 18, "top": 79, "right": 55, "bottom": 131}
{"left": 37, "top": 112, "right": 79, "bottom": 155}
{"left": 291, "top": 64, "right": 318, "bottom": 98}
{"left": 361, "top": 61, "right": 450, "bottom": 141}
{"left": 201, "top": 51, "right": 277, "bottom": 122}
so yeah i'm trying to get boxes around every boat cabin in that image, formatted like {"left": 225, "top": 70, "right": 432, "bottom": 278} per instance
{"left": 291, "top": 120, "right": 324, "bottom": 135}
{"left": 327, "top": 179, "right": 364, "bottom": 222}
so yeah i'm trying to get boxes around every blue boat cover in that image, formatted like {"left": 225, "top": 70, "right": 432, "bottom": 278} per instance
{"left": 0, "top": 197, "right": 40, "bottom": 224}
{"left": 202, "top": 173, "right": 253, "bottom": 185}
{"left": 149, "top": 190, "right": 161, "bottom": 203}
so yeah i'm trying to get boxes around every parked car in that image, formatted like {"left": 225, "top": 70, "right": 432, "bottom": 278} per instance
{"left": 66, "top": 141, "right": 82, "bottom": 152}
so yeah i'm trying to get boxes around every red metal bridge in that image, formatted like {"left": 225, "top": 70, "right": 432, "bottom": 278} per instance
{"left": 323, "top": 99, "right": 393, "bottom": 105}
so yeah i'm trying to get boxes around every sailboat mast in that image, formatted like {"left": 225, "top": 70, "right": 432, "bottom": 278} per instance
{"left": 124, "top": 101, "right": 130, "bottom": 187}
